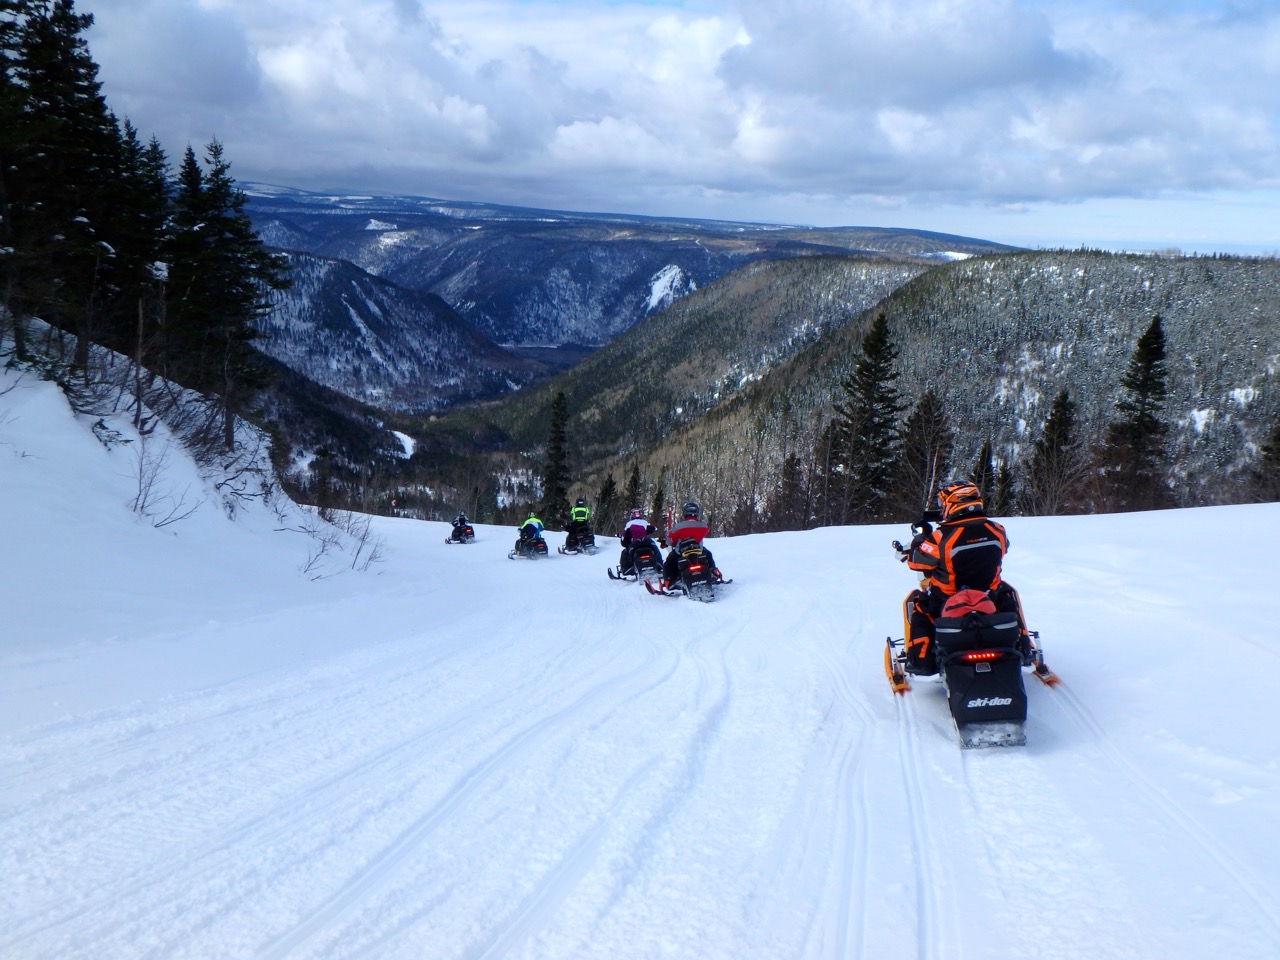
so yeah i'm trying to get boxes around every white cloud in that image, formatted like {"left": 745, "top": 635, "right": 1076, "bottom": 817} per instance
{"left": 82, "top": 0, "right": 1280, "bottom": 250}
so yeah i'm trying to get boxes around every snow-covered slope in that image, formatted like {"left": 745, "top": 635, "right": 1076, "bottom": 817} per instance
{"left": 3, "top": 364, "right": 1279, "bottom": 959}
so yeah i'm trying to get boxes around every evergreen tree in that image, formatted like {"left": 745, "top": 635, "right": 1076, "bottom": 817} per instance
{"left": 540, "top": 391, "right": 570, "bottom": 527}
{"left": 894, "top": 388, "right": 953, "bottom": 519}
{"left": 650, "top": 471, "right": 667, "bottom": 534}
{"left": 1249, "top": 413, "right": 1280, "bottom": 503}
{"left": 809, "top": 419, "right": 841, "bottom": 527}
{"left": 0, "top": 0, "right": 29, "bottom": 354}
{"left": 765, "top": 451, "right": 810, "bottom": 531}
{"left": 970, "top": 438, "right": 995, "bottom": 504}
{"left": 8, "top": 0, "right": 121, "bottom": 365}
{"left": 165, "top": 140, "right": 290, "bottom": 448}
{"left": 113, "top": 123, "right": 170, "bottom": 421}
{"left": 1100, "top": 315, "right": 1170, "bottom": 510}
{"left": 1023, "top": 389, "right": 1089, "bottom": 515}
{"left": 595, "top": 471, "right": 619, "bottom": 533}
{"left": 622, "top": 462, "right": 642, "bottom": 517}
{"left": 829, "top": 313, "right": 907, "bottom": 523}
{"left": 992, "top": 461, "right": 1016, "bottom": 517}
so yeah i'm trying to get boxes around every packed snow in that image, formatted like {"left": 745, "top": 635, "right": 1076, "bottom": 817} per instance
{"left": 3, "top": 364, "right": 1279, "bottom": 960}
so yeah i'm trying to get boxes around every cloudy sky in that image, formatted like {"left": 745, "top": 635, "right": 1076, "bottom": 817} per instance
{"left": 84, "top": 0, "right": 1280, "bottom": 253}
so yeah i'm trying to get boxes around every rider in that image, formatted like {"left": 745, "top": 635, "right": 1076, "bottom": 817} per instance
{"left": 515, "top": 511, "right": 545, "bottom": 554}
{"left": 451, "top": 511, "right": 472, "bottom": 538}
{"left": 565, "top": 497, "right": 593, "bottom": 551}
{"left": 895, "top": 480, "right": 1025, "bottom": 675}
{"left": 661, "top": 500, "right": 719, "bottom": 587}
{"left": 619, "top": 507, "right": 658, "bottom": 575}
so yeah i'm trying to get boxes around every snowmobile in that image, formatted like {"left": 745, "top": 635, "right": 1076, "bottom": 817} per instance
{"left": 643, "top": 540, "right": 730, "bottom": 601}
{"left": 445, "top": 522, "right": 476, "bottom": 544}
{"left": 885, "top": 585, "right": 1058, "bottom": 749}
{"left": 508, "top": 535, "right": 550, "bottom": 560}
{"left": 559, "top": 525, "right": 599, "bottom": 555}
{"left": 607, "top": 537, "right": 663, "bottom": 581}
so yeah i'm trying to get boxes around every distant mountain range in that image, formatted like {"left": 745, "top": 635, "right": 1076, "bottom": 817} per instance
{"left": 245, "top": 184, "right": 1015, "bottom": 411}
{"left": 243, "top": 185, "right": 1280, "bottom": 526}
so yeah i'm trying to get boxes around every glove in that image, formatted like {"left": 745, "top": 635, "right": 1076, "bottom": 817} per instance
{"left": 892, "top": 540, "right": 909, "bottom": 562}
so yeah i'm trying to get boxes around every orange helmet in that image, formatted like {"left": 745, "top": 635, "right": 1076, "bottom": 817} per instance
{"left": 937, "top": 480, "right": 984, "bottom": 520}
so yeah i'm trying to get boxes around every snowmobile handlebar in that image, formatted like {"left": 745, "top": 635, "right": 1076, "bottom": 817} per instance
{"left": 909, "top": 509, "right": 941, "bottom": 538}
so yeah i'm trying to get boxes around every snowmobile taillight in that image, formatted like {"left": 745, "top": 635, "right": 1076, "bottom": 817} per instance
{"left": 688, "top": 563, "right": 704, "bottom": 574}
{"left": 962, "top": 651, "right": 1002, "bottom": 662}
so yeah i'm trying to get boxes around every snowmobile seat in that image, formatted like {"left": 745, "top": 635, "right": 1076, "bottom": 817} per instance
{"left": 934, "top": 610, "right": 1022, "bottom": 656}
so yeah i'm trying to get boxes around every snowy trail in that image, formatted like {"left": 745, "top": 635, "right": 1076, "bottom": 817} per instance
{"left": 4, "top": 414, "right": 1280, "bottom": 960}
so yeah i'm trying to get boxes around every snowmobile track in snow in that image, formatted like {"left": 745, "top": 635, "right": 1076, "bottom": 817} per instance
{"left": 256, "top": 643, "right": 678, "bottom": 960}
{"left": 1047, "top": 679, "right": 1280, "bottom": 944}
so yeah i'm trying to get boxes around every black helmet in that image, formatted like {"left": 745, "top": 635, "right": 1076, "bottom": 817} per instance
{"left": 576, "top": 498, "right": 586, "bottom": 507}
{"left": 681, "top": 500, "right": 700, "bottom": 520}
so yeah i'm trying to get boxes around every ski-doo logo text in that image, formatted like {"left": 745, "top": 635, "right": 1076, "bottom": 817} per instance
{"left": 967, "top": 696, "right": 1014, "bottom": 708}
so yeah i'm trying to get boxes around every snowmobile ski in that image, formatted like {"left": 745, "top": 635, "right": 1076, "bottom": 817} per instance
{"left": 644, "top": 578, "right": 689, "bottom": 598}
{"left": 644, "top": 577, "right": 729, "bottom": 600}
{"left": 1025, "top": 632, "right": 1060, "bottom": 685}
{"left": 1032, "top": 660, "right": 1060, "bottom": 686}
{"left": 884, "top": 637, "right": 910, "bottom": 695}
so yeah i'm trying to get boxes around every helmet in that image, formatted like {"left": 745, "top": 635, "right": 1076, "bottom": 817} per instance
{"left": 681, "top": 500, "right": 701, "bottom": 520}
{"left": 576, "top": 498, "right": 586, "bottom": 507}
{"left": 937, "top": 481, "right": 984, "bottom": 520}
{"left": 629, "top": 507, "right": 644, "bottom": 519}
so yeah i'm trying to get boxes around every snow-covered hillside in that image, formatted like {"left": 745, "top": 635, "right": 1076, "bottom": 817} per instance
{"left": 3, "top": 364, "right": 1279, "bottom": 960}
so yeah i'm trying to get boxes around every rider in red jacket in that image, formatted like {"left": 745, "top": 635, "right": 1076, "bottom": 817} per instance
{"left": 661, "top": 500, "right": 719, "bottom": 586}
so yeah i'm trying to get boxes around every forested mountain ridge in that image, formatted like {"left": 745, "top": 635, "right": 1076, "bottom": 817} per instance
{"left": 255, "top": 252, "right": 553, "bottom": 413}
{"left": 620, "top": 250, "right": 1280, "bottom": 526}
{"left": 397, "top": 249, "right": 1279, "bottom": 526}
{"left": 404, "top": 254, "right": 931, "bottom": 498}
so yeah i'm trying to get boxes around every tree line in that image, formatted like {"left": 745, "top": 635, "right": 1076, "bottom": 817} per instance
{"left": 1, "top": 0, "right": 288, "bottom": 451}
{"left": 529, "top": 309, "right": 1280, "bottom": 541}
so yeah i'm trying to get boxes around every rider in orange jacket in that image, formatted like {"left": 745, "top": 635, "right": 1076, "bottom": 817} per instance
{"left": 896, "top": 481, "right": 1026, "bottom": 675}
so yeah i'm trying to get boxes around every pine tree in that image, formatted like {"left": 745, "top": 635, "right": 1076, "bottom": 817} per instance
{"left": 8, "top": 0, "right": 122, "bottom": 366}
{"left": 540, "top": 391, "right": 570, "bottom": 527}
{"left": 765, "top": 451, "right": 810, "bottom": 531}
{"left": 1249, "top": 413, "right": 1280, "bottom": 503}
{"left": 165, "top": 140, "right": 290, "bottom": 449}
{"left": 1100, "top": 315, "right": 1170, "bottom": 510}
{"left": 113, "top": 123, "right": 170, "bottom": 422}
{"left": 992, "top": 462, "right": 1016, "bottom": 517}
{"left": 622, "top": 462, "right": 642, "bottom": 517}
{"left": 649, "top": 471, "right": 667, "bottom": 534}
{"left": 595, "top": 471, "right": 619, "bottom": 533}
{"left": 1023, "top": 389, "right": 1090, "bottom": 515}
{"left": 0, "top": 1, "right": 28, "bottom": 354}
{"left": 829, "top": 313, "right": 907, "bottom": 523}
{"left": 809, "top": 419, "right": 841, "bottom": 527}
{"left": 894, "top": 388, "right": 953, "bottom": 519}
{"left": 970, "top": 439, "right": 995, "bottom": 504}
